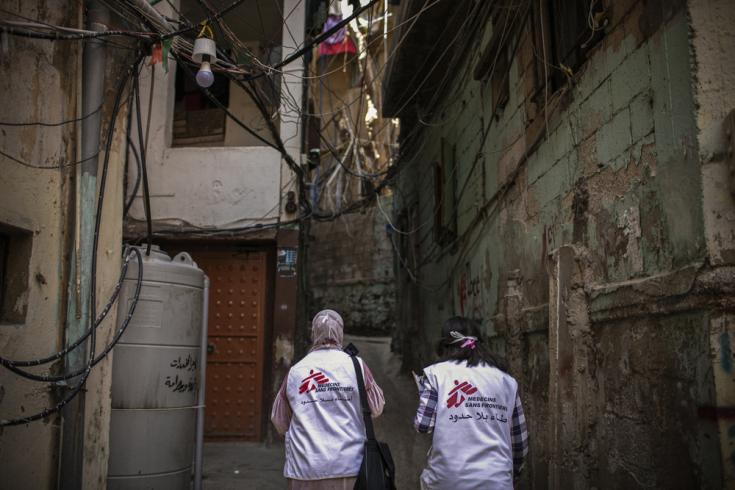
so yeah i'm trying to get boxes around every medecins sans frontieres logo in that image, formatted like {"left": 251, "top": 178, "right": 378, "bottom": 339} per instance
{"left": 447, "top": 380, "right": 478, "bottom": 408}
{"left": 299, "top": 370, "right": 330, "bottom": 394}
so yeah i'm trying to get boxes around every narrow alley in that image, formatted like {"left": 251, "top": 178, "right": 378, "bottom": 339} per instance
{"left": 1, "top": 1, "right": 734, "bottom": 489}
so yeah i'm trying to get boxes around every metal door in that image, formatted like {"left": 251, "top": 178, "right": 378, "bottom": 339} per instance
{"left": 194, "top": 251, "right": 267, "bottom": 441}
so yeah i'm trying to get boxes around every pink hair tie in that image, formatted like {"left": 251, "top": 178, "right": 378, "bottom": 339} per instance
{"left": 460, "top": 338, "right": 477, "bottom": 350}
{"left": 450, "top": 330, "right": 479, "bottom": 350}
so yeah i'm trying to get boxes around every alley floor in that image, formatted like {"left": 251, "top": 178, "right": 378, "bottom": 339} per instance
{"left": 351, "top": 335, "right": 431, "bottom": 489}
{"left": 202, "top": 336, "right": 430, "bottom": 489}
{"left": 203, "top": 442, "right": 285, "bottom": 489}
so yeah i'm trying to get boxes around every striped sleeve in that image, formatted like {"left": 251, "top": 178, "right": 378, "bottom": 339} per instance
{"left": 510, "top": 393, "right": 529, "bottom": 476}
{"left": 413, "top": 375, "right": 438, "bottom": 434}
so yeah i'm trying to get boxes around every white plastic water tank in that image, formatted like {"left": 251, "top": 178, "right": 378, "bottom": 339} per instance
{"left": 107, "top": 245, "right": 205, "bottom": 490}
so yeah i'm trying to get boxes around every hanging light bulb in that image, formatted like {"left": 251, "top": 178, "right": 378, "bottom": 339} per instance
{"left": 192, "top": 36, "right": 217, "bottom": 89}
{"left": 196, "top": 56, "right": 214, "bottom": 88}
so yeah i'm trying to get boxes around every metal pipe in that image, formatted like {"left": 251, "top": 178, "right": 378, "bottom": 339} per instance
{"left": 194, "top": 276, "right": 210, "bottom": 490}
{"left": 60, "top": 2, "right": 108, "bottom": 489}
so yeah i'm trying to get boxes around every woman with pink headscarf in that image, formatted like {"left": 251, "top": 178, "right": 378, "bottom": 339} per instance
{"left": 271, "top": 309, "right": 385, "bottom": 490}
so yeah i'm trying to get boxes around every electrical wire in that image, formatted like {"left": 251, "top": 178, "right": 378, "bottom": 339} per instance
{"left": 0, "top": 254, "right": 130, "bottom": 368}
{"left": 0, "top": 247, "right": 143, "bottom": 427}
{"left": 161, "top": 0, "right": 248, "bottom": 38}
{"left": 0, "top": 23, "right": 156, "bottom": 41}
{"left": 123, "top": 71, "right": 139, "bottom": 218}
{"left": 383, "top": 1, "right": 531, "bottom": 283}
{"left": 0, "top": 148, "right": 101, "bottom": 170}
{"left": 240, "top": 0, "right": 380, "bottom": 81}
{"left": 2, "top": 1, "right": 431, "bottom": 225}
{"left": 0, "top": 104, "right": 103, "bottom": 127}
{"left": 0, "top": 52, "right": 143, "bottom": 386}
{"left": 89, "top": 52, "right": 144, "bottom": 381}
{"left": 132, "top": 63, "right": 154, "bottom": 256}
{"left": 0, "top": 0, "right": 419, "bottom": 421}
{"left": 124, "top": 136, "right": 142, "bottom": 216}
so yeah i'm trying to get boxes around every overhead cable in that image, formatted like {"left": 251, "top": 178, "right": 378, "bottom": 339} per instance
{"left": 0, "top": 247, "right": 142, "bottom": 427}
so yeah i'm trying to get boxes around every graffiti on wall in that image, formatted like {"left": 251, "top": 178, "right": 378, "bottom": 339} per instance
{"left": 454, "top": 248, "right": 493, "bottom": 324}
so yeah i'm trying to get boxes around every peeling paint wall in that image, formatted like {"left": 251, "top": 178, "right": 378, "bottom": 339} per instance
{"left": 390, "top": 0, "right": 734, "bottom": 487}
{"left": 0, "top": 4, "right": 80, "bottom": 486}
{"left": 0, "top": 1, "right": 128, "bottom": 488}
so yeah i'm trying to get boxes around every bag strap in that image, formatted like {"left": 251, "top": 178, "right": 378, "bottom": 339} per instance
{"left": 345, "top": 343, "right": 376, "bottom": 441}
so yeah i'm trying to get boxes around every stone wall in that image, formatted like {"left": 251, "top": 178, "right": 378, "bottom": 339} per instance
{"left": 306, "top": 196, "right": 396, "bottom": 336}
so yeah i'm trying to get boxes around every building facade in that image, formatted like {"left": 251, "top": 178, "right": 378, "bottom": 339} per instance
{"left": 385, "top": 0, "right": 735, "bottom": 488}
{"left": 123, "top": 0, "right": 305, "bottom": 445}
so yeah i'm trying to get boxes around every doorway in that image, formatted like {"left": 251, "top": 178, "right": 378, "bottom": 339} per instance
{"left": 194, "top": 250, "right": 268, "bottom": 441}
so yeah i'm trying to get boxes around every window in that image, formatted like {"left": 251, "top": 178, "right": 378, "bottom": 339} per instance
{"left": 0, "top": 224, "right": 32, "bottom": 324}
{"left": 171, "top": 0, "right": 285, "bottom": 148}
{"left": 172, "top": 63, "right": 229, "bottom": 147}
{"left": 474, "top": 8, "right": 512, "bottom": 116}
{"left": 433, "top": 139, "right": 457, "bottom": 246}
{"left": 531, "top": 0, "right": 606, "bottom": 93}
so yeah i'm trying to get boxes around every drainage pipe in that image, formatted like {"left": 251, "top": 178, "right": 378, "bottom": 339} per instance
{"left": 59, "top": 2, "right": 108, "bottom": 489}
{"left": 194, "top": 276, "right": 210, "bottom": 490}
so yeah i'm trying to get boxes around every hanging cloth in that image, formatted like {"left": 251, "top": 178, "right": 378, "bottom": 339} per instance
{"left": 318, "top": 14, "right": 357, "bottom": 57}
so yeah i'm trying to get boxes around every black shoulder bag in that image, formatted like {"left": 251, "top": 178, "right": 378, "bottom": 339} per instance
{"left": 344, "top": 343, "right": 396, "bottom": 490}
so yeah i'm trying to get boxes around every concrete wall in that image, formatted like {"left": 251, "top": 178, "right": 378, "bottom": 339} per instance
{"left": 223, "top": 80, "right": 278, "bottom": 148}
{"left": 124, "top": 0, "right": 301, "bottom": 235}
{"left": 0, "top": 1, "right": 128, "bottom": 488}
{"left": 124, "top": 51, "right": 283, "bottom": 232}
{"left": 390, "top": 1, "right": 734, "bottom": 487}
{"left": 307, "top": 197, "right": 396, "bottom": 335}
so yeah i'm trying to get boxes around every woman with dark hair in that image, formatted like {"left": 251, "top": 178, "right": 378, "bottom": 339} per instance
{"left": 414, "top": 316, "right": 528, "bottom": 489}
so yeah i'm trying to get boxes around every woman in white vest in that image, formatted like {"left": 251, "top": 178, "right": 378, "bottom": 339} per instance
{"left": 415, "top": 317, "right": 528, "bottom": 490}
{"left": 271, "top": 309, "right": 385, "bottom": 490}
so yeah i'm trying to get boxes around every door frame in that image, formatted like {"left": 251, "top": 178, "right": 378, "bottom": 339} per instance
{"left": 156, "top": 239, "right": 276, "bottom": 442}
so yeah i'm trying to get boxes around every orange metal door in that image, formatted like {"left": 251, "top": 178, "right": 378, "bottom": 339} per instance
{"left": 195, "top": 251, "right": 267, "bottom": 441}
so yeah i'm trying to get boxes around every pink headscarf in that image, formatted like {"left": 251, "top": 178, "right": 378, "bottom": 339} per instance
{"left": 310, "top": 309, "right": 344, "bottom": 349}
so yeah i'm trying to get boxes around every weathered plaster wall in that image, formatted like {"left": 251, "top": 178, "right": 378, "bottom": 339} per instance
{"left": 0, "top": 5, "right": 80, "bottom": 487}
{"left": 124, "top": 0, "right": 299, "bottom": 235}
{"left": 79, "top": 44, "right": 131, "bottom": 489}
{"left": 392, "top": 1, "right": 732, "bottom": 487}
{"left": 307, "top": 197, "right": 396, "bottom": 335}
{"left": 124, "top": 54, "right": 282, "bottom": 232}
{"left": 0, "top": 1, "right": 128, "bottom": 488}
{"left": 223, "top": 80, "right": 278, "bottom": 147}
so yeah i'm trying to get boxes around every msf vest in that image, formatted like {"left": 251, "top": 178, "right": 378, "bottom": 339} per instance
{"left": 284, "top": 348, "right": 366, "bottom": 480}
{"left": 421, "top": 360, "right": 518, "bottom": 490}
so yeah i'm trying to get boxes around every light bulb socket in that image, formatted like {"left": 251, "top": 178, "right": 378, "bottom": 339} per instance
{"left": 192, "top": 37, "right": 217, "bottom": 64}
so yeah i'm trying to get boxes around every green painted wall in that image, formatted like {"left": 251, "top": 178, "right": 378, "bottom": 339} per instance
{"left": 391, "top": 1, "right": 729, "bottom": 487}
